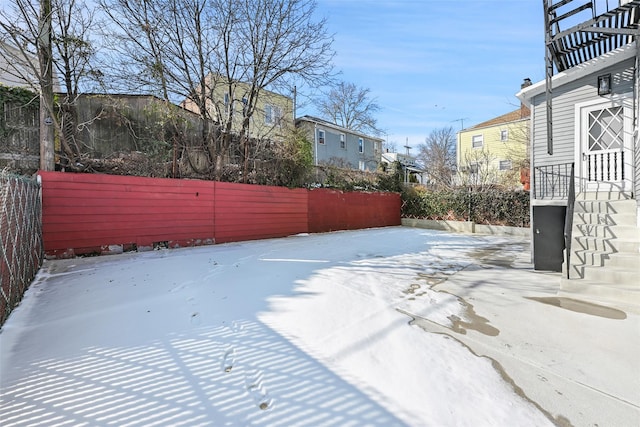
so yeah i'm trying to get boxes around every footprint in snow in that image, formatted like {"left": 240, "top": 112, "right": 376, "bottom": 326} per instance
{"left": 245, "top": 369, "right": 272, "bottom": 410}
{"left": 169, "top": 283, "right": 186, "bottom": 293}
{"left": 222, "top": 347, "right": 236, "bottom": 373}
{"left": 190, "top": 312, "right": 201, "bottom": 325}
{"left": 231, "top": 320, "right": 245, "bottom": 334}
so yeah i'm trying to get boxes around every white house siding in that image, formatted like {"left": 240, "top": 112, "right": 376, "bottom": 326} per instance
{"left": 530, "top": 57, "right": 636, "bottom": 170}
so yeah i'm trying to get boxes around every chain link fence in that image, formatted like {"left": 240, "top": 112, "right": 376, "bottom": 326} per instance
{"left": 401, "top": 187, "right": 530, "bottom": 227}
{"left": 1, "top": 171, "right": 43, "bottom": 326}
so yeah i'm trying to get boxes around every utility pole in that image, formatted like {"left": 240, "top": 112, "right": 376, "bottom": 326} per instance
{"left": 451, "top": 118, "right": 468, "bottom": 130}
{"left": 38, "top": 0, "right": 55, "bottom": 171}
{"left": 403, "top": 138, "right": 411, "bottom": 183}
{"left": 293, "top": 85, "right": 297, "bottom": 121}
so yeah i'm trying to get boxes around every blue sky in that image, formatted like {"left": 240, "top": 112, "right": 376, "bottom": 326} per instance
{"left": 301, "top": 0, "right": 546, "bottom": 151}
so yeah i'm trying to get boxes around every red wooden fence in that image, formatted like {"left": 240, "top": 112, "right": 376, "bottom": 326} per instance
{"left": 39, "top": 171, "right": 400, "bottom": 257}
{"left": 40, "top": 172, "right": 215, "bottom": 257}
{"left": 308, "top": 189, "right": 402, "bottom": 233}
{"left": 213, "top": 182, "right": 308, "bottom": 244}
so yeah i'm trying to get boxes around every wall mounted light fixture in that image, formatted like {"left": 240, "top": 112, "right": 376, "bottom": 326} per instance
{"left": 598, "top": 74, "right": 611, "bottom": 96}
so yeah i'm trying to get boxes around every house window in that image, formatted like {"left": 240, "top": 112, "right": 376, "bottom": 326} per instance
{"left": 359, "top": 160, "right": 366, "bottom": 171}
{"left": 265, "top": 105, "right": 272, "bottom": 123}
{"left": 500, "top": 130, "right": 508, "bottom": 141}
{"left": 469, "top": 163, "right": 479, "bottom": 174}
{"left": 499, "top": 160, "right": 512, "bottom": 170}
{"left": 340, "top": 133, "right": 345, "bottom": 149}
{"left": 224, "top": 93, "right": 231, "bottom": 114}
{"left": 358, "top": 138, "right": 364, "bottom": 153}
{"left": 472, "top": 134, "right": 483, "bottom": 148}
{"left": 265, "top": 104, "right": 283, "bottom": 126}
{"left": 318, "top": 129, "right": 325, "bottom": 144}
{"left": 588, "top": 106, "right": 623, "bottom": 150}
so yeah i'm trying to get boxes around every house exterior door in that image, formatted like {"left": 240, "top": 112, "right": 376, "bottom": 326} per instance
{"left": 576, "top": 95, "right": 633, "bottom": 192}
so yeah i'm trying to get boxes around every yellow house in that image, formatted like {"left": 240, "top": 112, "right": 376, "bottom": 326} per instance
{"left": 182, "top": 74, "right": 294, "bottom": 142}
{"left": 457, "top": 104, "right": 530, "bottom": 188}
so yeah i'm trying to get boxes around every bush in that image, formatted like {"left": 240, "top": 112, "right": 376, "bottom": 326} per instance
{"left": 401, "top": 186, "right": 529, "bottom": 227}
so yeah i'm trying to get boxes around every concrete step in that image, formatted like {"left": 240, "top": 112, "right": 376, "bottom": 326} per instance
{"left": 561, "top": 192, "right": 639, "bottom": 310}
{"left": 573, "top": 250, "right": 640, "bottom": 268}
{"left": 571, "top": 234, "right": 640, "bottom": 253}
{"left": 572, "top": 250, "right": 604, "bottom": 267}
{"left": 559, "top": 277, "right": 640, "bottom": 312}
{"left": 573, "top": 235, "right": 640, "bottom": 253}
{"left": 603, "top": 252, "right": 640, "bottom": 268}
{"left": 574, "top": 212, "right": 637, "bottom": 227}
{"left": 574, "top": 191, "right": 632, "bottom": 201}
{"left": 572, "top": 223, "right": 640, "bottom": 239}
{"left": 569, "top": 263, "right": 639, "bottom": 284}
{"left": 574, "top": 199, "right": 637, "bottom": 216}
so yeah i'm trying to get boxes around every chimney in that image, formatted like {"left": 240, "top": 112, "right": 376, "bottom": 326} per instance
{"left": 520, "top": 78, "right": 532, "bottom": 118}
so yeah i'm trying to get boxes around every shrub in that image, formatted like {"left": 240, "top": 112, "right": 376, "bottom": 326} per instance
{"left": 401, "top": 187, "right": 529, "bottom": 227}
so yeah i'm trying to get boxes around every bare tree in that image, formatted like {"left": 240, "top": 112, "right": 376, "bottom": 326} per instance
{"left": 1, "top": 0, "right": 102, "bottom": 169}
{"left": 316, "top": 81, "right": 382, "bottom": 136}
{"left": 457, "top": 149, "right": 499, "bottom": 189}
{"left": 383, "top": 139, "right": 398, "bottom": 153}
{"left": 53, "top": 0, "right": 101, "bottom": 164}
{"left": 215, "top": 0, "right": 334, "bottom": 180}
{"left": 417, "top": 126, "right": 457, "bottom": 189}
{"left": 102, "top": 0, "right": 334, "bottom": 179}
{"left": 100, "top": 0, "right": 221, "bottom": 172}
{"left": 499, "top": 120, "right": 530, "bottom": 188}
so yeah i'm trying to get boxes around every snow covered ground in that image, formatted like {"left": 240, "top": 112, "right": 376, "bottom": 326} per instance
{"left": 1, "top": 227, "right": 638, "bottom": 426}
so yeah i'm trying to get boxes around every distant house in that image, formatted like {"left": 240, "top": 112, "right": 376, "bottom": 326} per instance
{"left": 181, "top": 74, "right": 294, "bottom": 142}
{"left": 0, "top": 40, "right": 62, "bottom": 91}
{"left": 0, "top": 41, "right": 38, "bottom": 89}
{"left": 457, "top": 84, "right": 531, "bottom": 188}
{"left": 1, "top": 42, "right": 39, "bottom": 171}
{"left": 517, "top": 0, "right": 638, "bottom": 303}
{"left": 380, "top": 151, "right": 424, "bottom": 184}
{"left": 295, "top": 115, "right": 383, "bottom": 172}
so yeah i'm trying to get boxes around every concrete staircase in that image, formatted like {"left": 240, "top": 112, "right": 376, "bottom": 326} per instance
{"left": 561, "top": 192, "right": 640, "bottom": 307}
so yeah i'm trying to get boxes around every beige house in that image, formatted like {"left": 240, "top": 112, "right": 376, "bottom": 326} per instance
{"left": 182, "top": 74, "right": 294, "bottom": 142}
{"left": 457, "top": 98, "right": 530, "bottom": 188}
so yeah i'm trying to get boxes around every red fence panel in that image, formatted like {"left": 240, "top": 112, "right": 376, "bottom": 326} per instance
{"left": 213, "top": 182, "right": 308, "bottom": 244}
{"left": 40, "top": 171, "right": 215, "bottom": 256}
{"left": 39, "top": 172, "right": 401, "bottom": 257}
{"left": 308, "top": 189, "right": 401, "bottom": 233}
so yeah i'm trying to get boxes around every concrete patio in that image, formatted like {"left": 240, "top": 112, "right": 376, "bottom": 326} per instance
{"left": 1, "top": 227, "right": 638, "bottom": 426}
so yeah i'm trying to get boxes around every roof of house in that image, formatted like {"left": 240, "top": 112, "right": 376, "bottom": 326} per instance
{"left": 465, "top": 108, "right": 530, "bottom": 131}
{"left": 295, "top": 115, "right": 384, "bottom": 142}
{"left": 381, "top": 151, "right": 418, "bottom": 167}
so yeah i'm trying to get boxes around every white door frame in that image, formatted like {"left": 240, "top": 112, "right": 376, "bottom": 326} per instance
{"left": 574, "top": 93, "right": 634, "bottom": 193}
